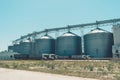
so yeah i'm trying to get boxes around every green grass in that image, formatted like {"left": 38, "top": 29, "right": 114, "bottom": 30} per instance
{"left": 0, "top": 60, "right": 119, "bottom": 80}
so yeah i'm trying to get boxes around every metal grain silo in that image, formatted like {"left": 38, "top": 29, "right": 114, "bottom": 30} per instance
{"left": 8, "top": 45, "right": 14, "bottom": 52}
{"left": 20, "top": 39, "right": 32, "bottom": 54}
{"left": 84, "top": 28, "right": 113, "bottom": 58}
{"left": 13, "top": 43, "right": 20, "bottom": 53}
{"left": 35, "top": 34, "right": 55, "bottom": 57}
{"left": 56, "top": 31, "right": 82, "bottom": 58}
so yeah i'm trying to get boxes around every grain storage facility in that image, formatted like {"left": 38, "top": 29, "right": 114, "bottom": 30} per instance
{"left": 84, "top": 28, "right": 113, "bottom": 59}
{"left": 56, "top": 31, "right": 82, "bottom": 58}
{"left": 7, "top": 18, "right": 120, "bottom": 60}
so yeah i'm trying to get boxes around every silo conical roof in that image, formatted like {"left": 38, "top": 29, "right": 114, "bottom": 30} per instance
{"left": 61, "top": 31, "right": 79, "bottom": 37}
{"left": 88, "top": 28, "right": 110, "bottom": 34}
{"left": 40, "top": 34, "right": 54, "bottom": 39}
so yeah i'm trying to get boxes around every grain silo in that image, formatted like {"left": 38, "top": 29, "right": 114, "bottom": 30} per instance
{"left": 20, "top": 39, "right": 32, "bottom": 54}
{"left": 8, "top": 45, "right": 14, "bottom": 52}
{"left": 56, "top": 31, "right": 82, "bottom": 58}
{"left": 13, "top": 43, "right": 20, "bottom": 53}
{"left": 35, "top": 34, "right": 55, "bottom": 58}
{"left": 84, "top": 28, "right": 113, "bottom": 58}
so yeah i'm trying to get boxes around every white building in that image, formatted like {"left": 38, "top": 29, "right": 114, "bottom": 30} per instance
{"left": 112, "top": 24, "right": 120, "bottom": 58}
{"left": 0, "top": 51, "right": 19, "bottom": 60}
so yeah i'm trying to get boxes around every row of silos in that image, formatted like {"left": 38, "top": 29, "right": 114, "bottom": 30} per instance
{"left": 31, "top": 32, "right": 82, "bottom": 59}
{"left": 8, "top": 40, "right": 33, "bottom": 59}
{"left": 8, "top": 40, "right": 32, "bottom": 55}
{"left": 8, "top": 28, "right": 114, "bottom": 59}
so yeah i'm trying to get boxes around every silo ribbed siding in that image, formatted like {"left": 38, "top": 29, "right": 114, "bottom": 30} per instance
{"left": 35, "top": 35, "right": 55, "bottom": 57}
{"left": 84, "top": 28, "right": 113, "bottom": 59}
{"left": 56, "top": 32, "right": 82, "bottom": 58}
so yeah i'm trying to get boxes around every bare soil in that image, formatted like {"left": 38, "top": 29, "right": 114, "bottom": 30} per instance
{"left": 0, "top": 68, "right": 97, "bottom": 80}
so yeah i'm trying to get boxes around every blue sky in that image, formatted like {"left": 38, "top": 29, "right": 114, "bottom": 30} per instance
{"left": 0, "top": 0, "right": 120, "bottom": 51}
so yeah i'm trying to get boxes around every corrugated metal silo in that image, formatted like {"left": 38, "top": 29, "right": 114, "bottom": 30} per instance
{"left": 35, "top": 34, "right": 55, "bottom": 57}
{"left": 56, "top": 31, "right": 82, "bottom": 58}
{"left": 84, "top": 28, "right": 113, "bottom": 58}
{"left": 20, "top": 39, "right": 32, "bottom": 54}
{"left": 8, "top": 45, "right": 14, "bottom": 52}
{"left": 13, "top": 43, "right": 20, "bottom": 53}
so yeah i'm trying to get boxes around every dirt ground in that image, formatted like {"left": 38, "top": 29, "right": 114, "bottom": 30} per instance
{"left": 0, "top": 68, "right": 98, "bottom": 80}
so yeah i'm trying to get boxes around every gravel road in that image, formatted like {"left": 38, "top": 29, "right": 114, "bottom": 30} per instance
{"left": 0, "top": 68, "right": 98, "bottom": 80}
